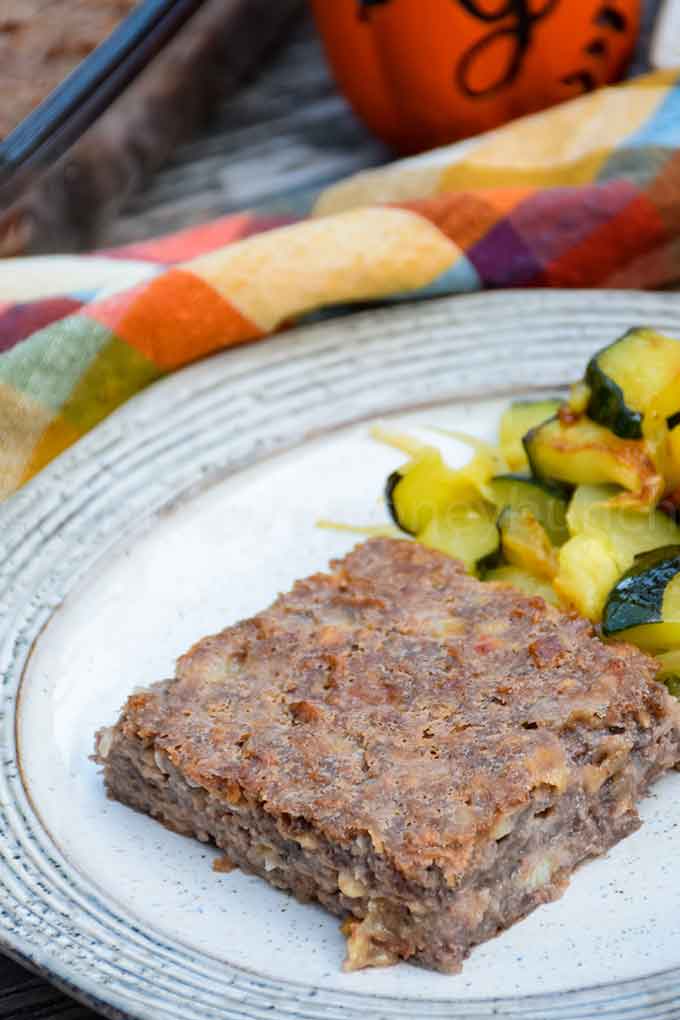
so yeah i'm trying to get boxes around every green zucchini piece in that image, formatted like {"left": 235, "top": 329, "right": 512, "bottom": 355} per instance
{"left": 585, "top": 327, "right": 680, "bottom": 439}
{"left": 488, "top": 473, "right": 569, "bottom": 545}
{"left": 553, "top": 533, "right": 621, "bottom": 621}
{"left": 385, "top": 448, "right": 476, "bottom": 536}
{"left": 566, "top": 381, "right": 591, "bottom": 416}
{"left": 668, "top": 426, "right": 680, "bottom": 495}
{"left": 602, "top": 545, "right": 680, "bottom": 650}
{"left": 385, "top": 446, "right": 499, "bottom": 573}
{"left": 385, "top": 470, "right": 407, "bottom": 532}
{"left": 657, "top": 650, "right": 680, "bottom": 697}
{"left": 497, "top": 507, "right": 558, "bottom": 580}
{"left": 498, "top": 398, "right": 562, "bottom": 471}
{"left": 566, "top": 484, "right": 680, "bottom": 571}
{"left": 484, "top": 564, "right": 560, "bottom": 605}
{"left": 523, "top": 416, "right": 662, "bottom": 504}
{"left": 419, "top": 502, "right": 500, "bottom": 575}
{"left": 663, "top": 675, "right": 680, "bottom": 698}
{"left": 642, "top": 376, "right": 680, "bottom": 494}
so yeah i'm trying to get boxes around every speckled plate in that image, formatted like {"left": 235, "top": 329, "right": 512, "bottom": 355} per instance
{"left": 3, "top": 290, "right": 680, "bottom": 1020}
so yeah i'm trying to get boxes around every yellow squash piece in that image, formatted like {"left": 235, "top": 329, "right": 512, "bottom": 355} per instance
{"left": 566, "top": 484, "right": 680, "bottom": 573}
{"left": 498, "top": 399, "right": 562, "bottom": 472}
{"left": 669, "top": 426, "right": 680, "bottom": 496}
{"left": 386, "top": 447, "right": 479, "bottom": 535}
{"left": 566, "top": 381, "right": 591, "bottom": 416}
{"left": 485, "top": 565, "right": 560, "bottom": 606}
{"left": 419, "top": 502, "right": 499, "bottom": 575}
{"left": 657, "top": 649, "right": 680, "bottom": 697}
{"left": 498, "top": 508, "right": 558, "bottom": 581}
{"left": 524, "top": 417, "right": 663, "bottom": 508}
{"left": 553, "top": 533, "right": 621, "bottom": 621}
{"left": 588, "top": 329, "right": 680, "bottom": 428}
{"left": 487, "top": 474, "right": 569, "bottom": 546}
{"left": 657, "top": 649, "right": 680, "bottom": 680}
{"left": 384, "top": 441, "right": 500, "bottom": 574}
{"left": 641, "top": 372, "right": 680, "bottom": 494}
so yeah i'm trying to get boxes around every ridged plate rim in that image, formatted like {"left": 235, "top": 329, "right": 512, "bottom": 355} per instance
{"left": 2, "top": 289, "right": 680, "bottom": 1020}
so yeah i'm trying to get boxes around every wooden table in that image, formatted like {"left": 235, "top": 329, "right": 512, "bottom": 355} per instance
{"left": 0, "top": 6, "right": 661, "bottom": 1016}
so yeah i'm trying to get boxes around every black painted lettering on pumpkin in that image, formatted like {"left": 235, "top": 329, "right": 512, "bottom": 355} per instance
{"left": 562, "top": 2, "right": 627, "bottom": 95}
{"left": 585, "top": 37, "right": 608, "bottom": 56}
{"left": 595, "top": 5, "right": 627, "bottom": 30}
{"left": 561, "top": 69, "right": 597, "bottom": 92}
{"left": 454, "top": 0, "right": 560, "bottom": 99}
{"left": 357, "top": 0, "right": 392, "bottom": 20}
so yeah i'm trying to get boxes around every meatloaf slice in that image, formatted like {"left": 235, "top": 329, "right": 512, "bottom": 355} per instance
{"left": 95, "top": 538, "right": 680, "bottom": 973}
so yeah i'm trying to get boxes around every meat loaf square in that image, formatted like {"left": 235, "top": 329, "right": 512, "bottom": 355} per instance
{"left": 95, "top": 538, "right": 680, "bottom": 973}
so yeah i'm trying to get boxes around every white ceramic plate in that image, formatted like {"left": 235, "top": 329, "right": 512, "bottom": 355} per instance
{"left": 4, "top": 290, "right": 680, "bottom": 1020}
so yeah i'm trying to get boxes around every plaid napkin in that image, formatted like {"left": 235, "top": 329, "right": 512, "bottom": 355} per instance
{"left": 2, "top": 69, "right": 680, "bottom": 500}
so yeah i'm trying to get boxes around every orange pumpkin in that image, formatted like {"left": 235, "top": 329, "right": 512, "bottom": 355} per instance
{"left": 310, "top": 0, "right": 641, "bottom": 153}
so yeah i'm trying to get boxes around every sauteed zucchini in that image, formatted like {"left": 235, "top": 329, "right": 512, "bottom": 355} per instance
{"left": 496, "top": 507, "right": 558, "bottom": 581}
{"left": 487, "top": 474, "right": 569, "bottom": 545}
{"left": 485, "top": 564, "right": 559, "bottom": 605}
{"left": 385, "top": 446, "right": 499, "bottom": 573}
{"left": 524, "top": 416, "right": 662, "bottom": 505}
{"left": 373, "top": 325, "right": 680, "bottom": 682}
{"left": 567, "top": 484, "right": 680, "bottom": 570}
{"left": 657, "top": 650, "right": 680, "bottom": 696}
{"left": 585, "top": 328, "right": 680, "bottom": 439}
{"left": 498, "top": 399, "right": 562, "bottom": 471}
{"left": 554, "top": 533, "right": 621, "bottom": 621}
{"left": 602, "top": 546, "right": 680, "bottom": 651}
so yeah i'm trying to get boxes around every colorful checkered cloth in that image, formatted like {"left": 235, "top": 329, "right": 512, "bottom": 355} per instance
{"left": 2, "top": 69, "right": 680, "bottom": 499}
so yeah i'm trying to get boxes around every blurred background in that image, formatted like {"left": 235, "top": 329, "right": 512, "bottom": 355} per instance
{"left": 0, "top": 0, "right": 664, "bottom": 256}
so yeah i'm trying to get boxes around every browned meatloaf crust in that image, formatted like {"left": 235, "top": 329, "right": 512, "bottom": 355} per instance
{"left": 95, "top": 537, "right": 680, "bottom": 973}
